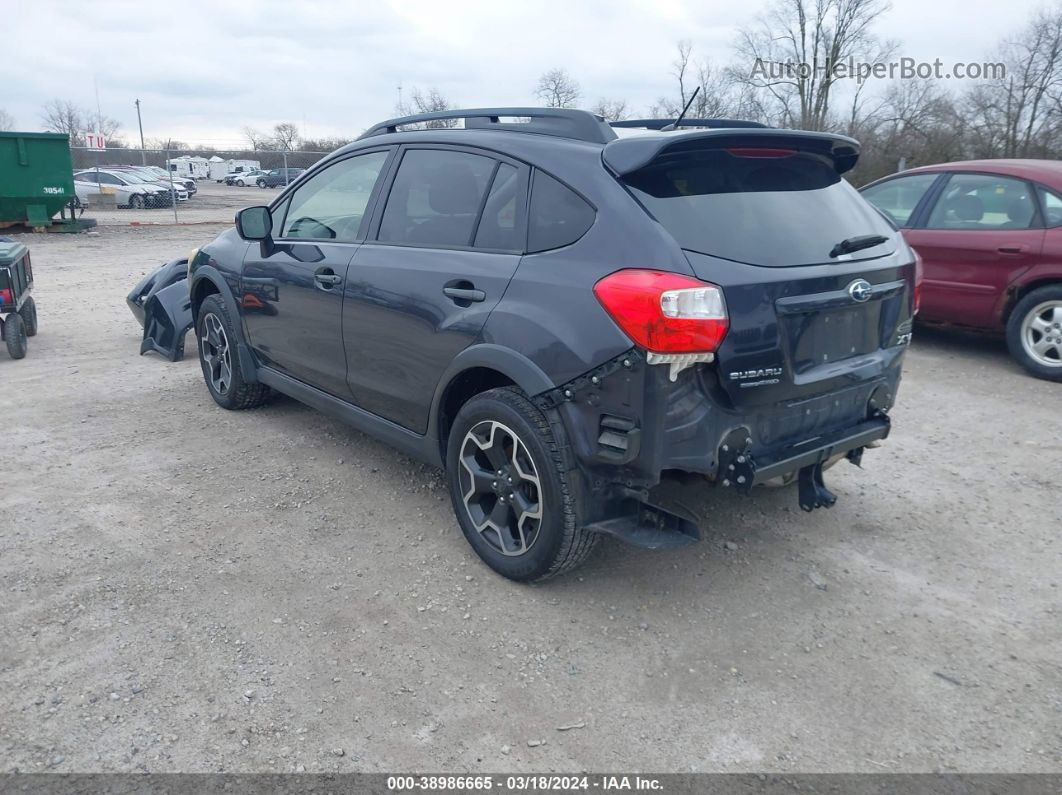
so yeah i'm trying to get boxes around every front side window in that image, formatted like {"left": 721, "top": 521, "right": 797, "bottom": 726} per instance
{"left": 280, "top": 151, "right": 389, "bottom": 242}
{"left": 927, "top": 173, "right": 1037, "bottom": 230}
{"left": 377, "top": 149, "right": 496, "bottom": 248}
{"left": 861, "top": 173, "right": 938, "bottom": 227}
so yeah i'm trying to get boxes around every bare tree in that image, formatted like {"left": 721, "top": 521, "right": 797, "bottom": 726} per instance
{"left": 590, "top": 98, "right": 632, "bottom": 121}
{"left": 272, "top": 122, "right": 301, "bottom": 151}
{"left": 242, "top": 126, "right": 271, "bottom": 150}
{"left": 395, "top": 87, "right": 458, "bottom": 128}
{"left": 535, "top": 68, "right": 581, "bottom": 108}
{"left": 733, "top": 0, "right": 894, "bottom": 131}
{"left": 39, "top": 100, "right": 85, "bottom": 145}
{"left": 145, "top": 137, "right": 189, "bottom": 152}
{"left": 0, "top": 109, "right": 13, "bottom": 131}
{"left": 964, "top": 4, "right": 1062, "bottom": 158}
{"left": 651, "top": 41, "right": 749, "bottom": 120}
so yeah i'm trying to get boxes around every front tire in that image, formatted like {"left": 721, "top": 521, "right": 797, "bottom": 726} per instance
{"left": 446, "top": 387, "right": 597, "bottom": 582}
{"left": 4, "top": 312, "right": 27, "bottom": 359}
{"left": 128, "top": 194, "right": 144, "bottom": 209}
{"left": 257, "top": 179, "right": 266, "bottom": 188}
{"left": 1006, "top": 285, "right": 1062, "bottom": 381}
{"left": 196, "top": 295, "right": 272, "bottom": 409}
{"left": 19, "top": 296, "right": 37, "bottom": 337}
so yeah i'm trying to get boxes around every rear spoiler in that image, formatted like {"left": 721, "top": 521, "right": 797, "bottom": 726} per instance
{"left": 602, "top": 128, "right": 861, "bottom": 176}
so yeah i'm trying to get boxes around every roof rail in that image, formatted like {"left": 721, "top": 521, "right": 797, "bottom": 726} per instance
{"left": 358, "top": 108, "right": 618, "bottom": 144}
{"left": 610, "top": 118, "right": 769, "bottom": 130}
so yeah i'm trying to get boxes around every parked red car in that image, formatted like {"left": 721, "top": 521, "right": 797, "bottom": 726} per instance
{"left": 861, "top": 159, "right": 1062, "bottom": 381}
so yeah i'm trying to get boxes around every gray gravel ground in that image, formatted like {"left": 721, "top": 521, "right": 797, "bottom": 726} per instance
{"left": 0, "top": 221, "right": 1059, "bottom": 774}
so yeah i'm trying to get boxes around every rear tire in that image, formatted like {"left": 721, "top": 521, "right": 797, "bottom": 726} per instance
{"left": 4, "top": 312, "right": 27, "bottom": 359}
{"left": 196, "top": 294, "right": 272, "bottom": 410}
{"left": 446, "top": 387, "right": 597, "bottom": 582}
{"left": 1006, "top": 285, "right": 1062, "bottom": 382}
{"left": 19, "top": 296, "right": 37, "bottom": 337}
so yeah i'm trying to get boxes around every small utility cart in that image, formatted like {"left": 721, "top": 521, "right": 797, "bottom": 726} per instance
{"left": 0, "top": 236, "right": 37, "bottom": 360}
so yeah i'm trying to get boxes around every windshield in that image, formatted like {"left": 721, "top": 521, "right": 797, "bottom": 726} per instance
{"left": 623, "top": 149, "right": 895, "bottom": 267}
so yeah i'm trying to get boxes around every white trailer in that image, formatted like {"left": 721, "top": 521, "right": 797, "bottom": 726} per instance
{"left": 208, "top": 158, "right": 261, "bottom": 181}
{"left": 167, "top": 156, "right": 211, "bottom": 179}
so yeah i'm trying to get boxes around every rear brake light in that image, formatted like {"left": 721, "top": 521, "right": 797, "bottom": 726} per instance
{"left": 725, "top": 147, "right": 796, "bottom": 158}
{"left": 594, "top": 269, "right": 728, "bottom": 360}
{"left": 0, "top": 289, "right": 11, "bottom": 306}
{"left": 912, "top": 249, "right": 924, "bottom": 314}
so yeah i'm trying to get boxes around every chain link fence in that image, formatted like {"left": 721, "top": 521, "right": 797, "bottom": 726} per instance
{"left": 69, "top": 147, "right": 332, "bottom": 225}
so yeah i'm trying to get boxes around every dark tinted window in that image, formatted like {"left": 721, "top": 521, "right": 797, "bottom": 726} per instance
{"left": 527, "top": 171, "right": 594, "bottom": 253}
{"left": 378, "top": 149, "right": 495, "bottom": 248}
{"left": 861, "top": 173, "right": 938, "bottom": 226}
{"left": 473, "top": 163, "right": 522, "bottom": 250}
{"left": 927, "top": 173, "right": 1036, "bottom": 230}
{"left": 280, "top": 151, "right": 388, "bottom": 241}
{"left": 623, "top": 149, "right": 895, "bottom": 267}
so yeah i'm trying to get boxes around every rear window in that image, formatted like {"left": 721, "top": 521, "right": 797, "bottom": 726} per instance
{"left": 623, "top": 150, "right": 895, "bottom": 267}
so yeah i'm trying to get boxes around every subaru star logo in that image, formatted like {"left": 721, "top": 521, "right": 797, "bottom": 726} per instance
{"left": 847, "top": 279, "right": 872, "bottom": 302}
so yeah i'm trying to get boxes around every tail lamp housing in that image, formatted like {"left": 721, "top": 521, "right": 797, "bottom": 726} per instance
{"left": 594, "top": 269, "right": 729, "bottom": 380}
{"left": 0, "top": 288, "right": 11, "bottom": 307}
{"left": 912, "top": 248, "right": 924, "bottom": 315}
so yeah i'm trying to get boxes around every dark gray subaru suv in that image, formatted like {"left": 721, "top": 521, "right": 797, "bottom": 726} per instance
{"left": 187, "top": 108, "right": 916, "bottom": 581}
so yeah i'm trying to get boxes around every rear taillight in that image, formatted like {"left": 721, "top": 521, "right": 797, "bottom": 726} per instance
{"left": 912, "top": 249, "right": 924, "bottom": 315}
{"left": 0, "top": 289, "right": 11, "bottom": 306}
{"left": 594, "top": 269, "right": 729, "bottom": 357}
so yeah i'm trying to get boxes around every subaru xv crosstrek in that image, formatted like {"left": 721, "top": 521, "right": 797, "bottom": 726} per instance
{"left": 187, "top": 108, "right": 917, "bottom": 581}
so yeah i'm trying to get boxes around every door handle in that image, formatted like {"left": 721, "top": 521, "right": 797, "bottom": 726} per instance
{"left": 314, "top": 272, "right": 342, "bottom": 288}
{"left": 997, "top": 245, "right": 1028, "bottom": 255}
{"left": 443, "top": 286, "right": 486, "bottom": 303}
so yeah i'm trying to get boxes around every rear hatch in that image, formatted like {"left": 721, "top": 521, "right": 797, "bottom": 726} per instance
{"left": 607, "top": 130, "right": 915, "bottom": 408}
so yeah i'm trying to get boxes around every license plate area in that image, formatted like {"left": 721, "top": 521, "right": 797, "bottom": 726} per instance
{"left": 785, "top": 304, "right": 881, "bottom": 373}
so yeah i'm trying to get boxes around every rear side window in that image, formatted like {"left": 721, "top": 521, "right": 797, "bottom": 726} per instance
{"left": 378, "top": 149, "right": 495, "bottom": 248}
{"left": 1039, "top": 186, "right": 1062, "bottom": 227}
{"left": 473, "top": 163, "right": 522, "bottom": 251}
{"left": 623, "top": 149, "right": 895, "bottom": 267}
{"left": 927, "top": 173, "right": 1037, "bottom": 230}
{"left": 861, "top": 173, "right": 938, "bottom": 226}
{"left": 527, "top": 171, "right": 595, "bottom": 253}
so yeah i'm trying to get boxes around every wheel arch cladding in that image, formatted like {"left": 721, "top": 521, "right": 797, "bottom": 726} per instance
{"left": 430, "top": 345, "right": 556, "bottom": 458}
{"left": 190, "top": 266, "right": 259, "bottom": 383}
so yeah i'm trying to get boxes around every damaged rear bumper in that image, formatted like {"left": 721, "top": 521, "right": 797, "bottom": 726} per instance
{"left": 535, "top": 348, "right": 900, "bottom": 548}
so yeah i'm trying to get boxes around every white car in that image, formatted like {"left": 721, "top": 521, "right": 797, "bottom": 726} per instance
{"left": 111, "top": 167, "right": 192, "bottom": 200}
{"left": 73, "top": 170, "right": 172, "bottom": 209}
{"left": 226, "top": 170, "right": 266, "bottom": 187}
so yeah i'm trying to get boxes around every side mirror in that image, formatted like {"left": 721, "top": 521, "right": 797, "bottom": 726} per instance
{"left": 236, "top": 206, "right": 272, "bottom": 241}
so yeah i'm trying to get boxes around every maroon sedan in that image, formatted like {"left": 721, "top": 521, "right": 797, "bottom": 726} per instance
{"left": 861, "top": 159, "right": 1062, "bottom": 381}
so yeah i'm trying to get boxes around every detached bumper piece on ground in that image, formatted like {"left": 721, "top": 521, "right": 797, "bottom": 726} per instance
{"left": 126, "top": 258, "right": 192, "bottom": 362}
{"left": 0, "top": 237, "right": 38, "bottom": 360}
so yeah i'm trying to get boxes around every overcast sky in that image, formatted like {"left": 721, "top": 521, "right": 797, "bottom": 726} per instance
{"left": 4, "top": 0, "right": 1045, "bottom": 149}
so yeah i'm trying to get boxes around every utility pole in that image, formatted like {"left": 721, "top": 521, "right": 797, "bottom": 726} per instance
{"left": 135, "top": 98, "right": 146, "bottom": 165}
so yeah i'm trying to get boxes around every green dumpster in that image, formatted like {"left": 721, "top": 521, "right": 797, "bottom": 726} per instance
{"left": 0, "top": 132, "right": 76, "bottom": 228}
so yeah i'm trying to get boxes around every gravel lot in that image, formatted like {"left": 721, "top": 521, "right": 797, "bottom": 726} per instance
{"left": 0, "top": 219, "right": 1059, "bottom": 774}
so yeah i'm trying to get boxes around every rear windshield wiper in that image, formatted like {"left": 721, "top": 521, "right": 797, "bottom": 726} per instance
{"left": 830, "top": 234, "right": 889, "bottom": 258}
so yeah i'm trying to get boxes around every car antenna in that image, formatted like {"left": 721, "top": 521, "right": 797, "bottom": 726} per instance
{"left": 661, "top": 87, "right": 700, "bottom": 132}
